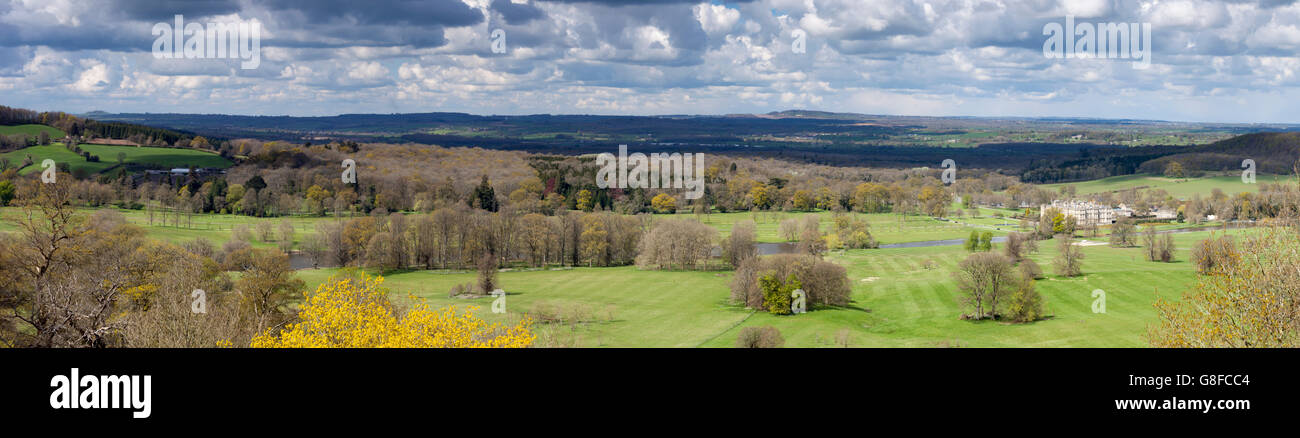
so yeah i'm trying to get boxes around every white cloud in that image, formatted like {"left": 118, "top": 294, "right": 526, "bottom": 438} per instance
{"left": 0, "top": 0, "right": 1295, "bottom": 122}
{"left": 70, "top": 61, "right": 111, "bottom": 92}
{"left": 695, "top": 3, "right": 739, "bottom": 35}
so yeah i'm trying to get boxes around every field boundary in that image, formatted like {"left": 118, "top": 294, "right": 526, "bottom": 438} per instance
{"left": 695, "top": 308, "right": 757, "bottom": 348}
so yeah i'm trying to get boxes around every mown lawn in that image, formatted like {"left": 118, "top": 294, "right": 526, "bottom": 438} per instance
{"left": 291, "top": 228, "right": 1253, "bottom": 347}
{"left": 695, "top": 210, "right": 1002, "bottom": 244}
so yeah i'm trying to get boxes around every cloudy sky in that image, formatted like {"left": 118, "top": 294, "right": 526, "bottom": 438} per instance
{"left": 1, "top": 0, "right": 1299, "bottom": 123}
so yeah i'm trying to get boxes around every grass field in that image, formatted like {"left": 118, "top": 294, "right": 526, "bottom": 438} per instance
{"left": 0, "top": 207, "right": 338, "bottom": 250}
{"left": 288, "top": 227, "right": 1253, "bottom": 347}
{"left": 696, "top": 210, "right": 1003, "bottom": 244}
{"left": 1, "top": 143, "right": 233, "bottom": 176}
{"left": 0, "top": 124, "right": 66, "bottom": 139}
{"left": 0, "top": 207, "right": 1004, "bottom": 250}
{"left": 0, "top": 202, "right": 1252, "bottom": 347}
{"left": 1041, "top": 173, "right": 1279, "bottom": 199}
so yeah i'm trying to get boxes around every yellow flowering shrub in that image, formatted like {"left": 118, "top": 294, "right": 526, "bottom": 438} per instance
{"left": 251, "top": 273, "right": 534, "bottom": 348}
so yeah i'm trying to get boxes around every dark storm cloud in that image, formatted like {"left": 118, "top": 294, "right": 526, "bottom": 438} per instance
{"left": 110, "top": 0, "right": 243, "bottom": 21}
{"left": 0, "top": 21, "right": 154, "bottom": 51}
{"left": 261, "top": 0, "right": 483, "bottom": 26}
{"left": 492, "top": 0, "right": 546, "bottom": 25}
{"left": 266, "top": 25, "right": 451, "bottom": 49}
{"left": 252, "top": 0, "right": 486, "bottom": 49}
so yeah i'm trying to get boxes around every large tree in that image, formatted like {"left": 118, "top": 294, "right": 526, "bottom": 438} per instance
{"left": 1109, "top": 217, "right": 1137, "bottom": 247}
{"left": 953, "top": 252, "right": 1017, "bottom": 320}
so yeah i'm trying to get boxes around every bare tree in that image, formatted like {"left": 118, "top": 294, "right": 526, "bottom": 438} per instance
{"left": 721, "top": 220, "right": 758, "bottom": 268}
{"left": 778, "top": 218, "right": 800, "bottom": 242}
{"left": 300, "top": 232, "right": 327, "bottom": 269}
{"left": 477, "top": 251, "right": 499, "bottom": 294}
{"left": 635, "top": 218, "right": 717, "bottom": 270}
{"left": 1053, "top": 234, "right": 1084, "bottom": 277}
{"left": 953, "top": 252, "right": 1017, "bottom": 320}
{"left": 1109, "top": 217, "right": 1137, "bottom": 247}
{"left": 255, "top": 220, "right": 274, "bottom": 242}
{"left": 277, "top": 219, "right": 295, "bottom": 253}
{"left": 1003, "top": 232, "right": 1026, "bottom": 261}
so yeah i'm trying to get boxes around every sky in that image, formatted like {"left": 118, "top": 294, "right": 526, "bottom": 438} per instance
{"left": 1, "top": 0, "right": 1299, "bottom": 123}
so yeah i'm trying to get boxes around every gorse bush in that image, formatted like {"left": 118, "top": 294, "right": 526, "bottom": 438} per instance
{"left": 759, "top": 272, "right": 801, "bottom": 315}
{"left": 251, "top": 273, "right": 534, "bottom": 348}
{"left": 1191, "top": 234, "right": 1237, "bottom": 275}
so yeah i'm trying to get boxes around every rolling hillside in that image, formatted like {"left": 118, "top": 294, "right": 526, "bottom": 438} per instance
{"left": 0, "top": 124, "right": 66, "bottom": 139}
{"left": 1, "top": 142, "right": 233, "bottom": 175}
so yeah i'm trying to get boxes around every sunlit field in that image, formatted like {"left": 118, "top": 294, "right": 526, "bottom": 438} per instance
{"left": 287, "top": 227, "right": 1254, "bottom": 347}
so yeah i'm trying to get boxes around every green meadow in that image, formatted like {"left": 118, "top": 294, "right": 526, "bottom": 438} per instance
{"left": 0, "top": 207, "right": 999, "bottom": 251}
{"left": 288, "top": 227, "right": 1250, "bottom": 348}
{"left": 0, "top": 207, "right": 336, "bottom": 249}
{"left": 1, "top": 143, "right": 233, "bottom": 175}
{"left": 697, "top": 210, "right": 1004, "bottom": 244}
{"left": 0, "top": 185, "right": 1248, "bottom": 347}
{"left": 1041, "top": 173, "right": 1275, "bottom": 199}
{"left": 0, "top": 124, "right": 66, "bottom": 139}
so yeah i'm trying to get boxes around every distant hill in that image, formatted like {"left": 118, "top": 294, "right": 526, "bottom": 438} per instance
{"left": 70, "top": 110, "right": 1299, "bottom": 180}
{"left": 2, "top": 105, "right": 207, "bottom": 148}
{"left": 1139, "top": 132, "right": 1300, "bottom": 174}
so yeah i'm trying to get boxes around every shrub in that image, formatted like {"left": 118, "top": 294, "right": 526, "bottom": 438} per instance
{"left": 735, "top": 326, "right": 784, "bottom": 348}
{"left": 231, "top": 224, "right": 253, "bottom": 243}
{"left": 730, "top": 254, "right": 851, "bottom": 309}
{"left": 1018, "top": 258, "right": 1043, "bottom": 280}
{"left": 182, "top": 237, "right": 215, "bottom": 259}
{"left": 759, "top": 273, "right": 802, "bottom": 315}
{"left": 1004, "top": 271, "right": 1045, "bottom": 323}
{"left": 759, "top": 273, "right": 791, "bottom": 315}
{"left": 1191, "top": 235, "right": 1237, "bottom": 275}
{"left": 252, "top": 273, "right": 534, "bottom": 348}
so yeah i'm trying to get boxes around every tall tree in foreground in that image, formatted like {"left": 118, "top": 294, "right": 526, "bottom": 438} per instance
{"left": 1150, "top": 228, "right": 1300, "bottom": 347}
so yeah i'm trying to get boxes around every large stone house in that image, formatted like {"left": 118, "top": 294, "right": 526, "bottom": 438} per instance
{"left": 1041, "top": 199, "right": 1116, "bottom": 227}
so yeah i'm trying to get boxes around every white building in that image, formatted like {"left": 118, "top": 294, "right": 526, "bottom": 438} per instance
{"left": 1041, "top": 199, "right": 1116, "bottom": 227}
